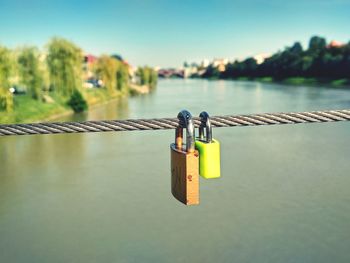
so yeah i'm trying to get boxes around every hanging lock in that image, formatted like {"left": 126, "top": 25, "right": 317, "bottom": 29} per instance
{"left": 195, "top": 112, "right": 221, "bottom": 179}
{"left": 170, "top": 110, "right": 199, "bottom": 205}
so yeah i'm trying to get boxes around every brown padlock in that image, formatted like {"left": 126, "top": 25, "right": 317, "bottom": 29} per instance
{"left": 170, "top": 110, "right": 199, "bottom": 205}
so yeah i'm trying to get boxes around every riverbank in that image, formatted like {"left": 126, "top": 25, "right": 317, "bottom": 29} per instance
{"left": 254, "top": 77, "right": 350, "bottom": 87}
{"left": 202, "top": 76, "right": 350, "bottom": 87}
{"left": 129, "top": 83, "right": 151, "bottom": 94}
{"left": 0, "top": 84, "right": 151, "bottom": 124}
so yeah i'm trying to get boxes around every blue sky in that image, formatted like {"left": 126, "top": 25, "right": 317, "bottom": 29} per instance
{"left": 0, "top": 0, "right": 349, "bottom": 67}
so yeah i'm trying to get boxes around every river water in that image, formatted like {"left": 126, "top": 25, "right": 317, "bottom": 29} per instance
{"left": 1, "top": 79, "right": 350, "bottom": 263}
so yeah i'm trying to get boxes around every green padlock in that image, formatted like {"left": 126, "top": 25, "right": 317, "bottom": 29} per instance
{"left": 195, "top": 112, "right": 221, "bottom": 179}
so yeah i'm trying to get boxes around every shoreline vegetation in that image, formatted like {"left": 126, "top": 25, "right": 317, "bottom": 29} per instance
{"left": 0, "top": 37, "right": 157, "bottom": 124}
{"left": 177, "top": 36, "right": 350, "bottom": 88}
{"left": 205, "top": 76, "right": 350, "bottom": 87}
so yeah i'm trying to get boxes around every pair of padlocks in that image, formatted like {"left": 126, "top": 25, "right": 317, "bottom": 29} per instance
{"left": 170, "top": 110, "right": 221, "bottom": 205}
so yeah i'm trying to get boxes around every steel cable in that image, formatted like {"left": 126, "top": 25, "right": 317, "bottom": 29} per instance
{"left": 0, "top": 109, "right": 350, "bottom": 137}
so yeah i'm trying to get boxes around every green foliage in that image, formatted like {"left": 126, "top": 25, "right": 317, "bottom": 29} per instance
{"left": 95, "top": 56, "right": 130, "bottom": 94}
{"left": 330, "top": 79, "right": 349, "bottom": 86}
{"left": 17, "top": 47, "right": 43, "bottom": 100}
{"left": 46, "top": 37, "right": 83, "bottom": 97}
{"left": 202, "top": 64, "right": 221, "bottom": 79}
{"left": 308, "top": 36, "right": 326, "bottom": 53}
{"left": 0, "top": 91, "right": 13, "bottom": 112}
{"left": 1, "top": 93, "right": 70, "bottom": 124}
{"left": 116, "top": 63, "right": 129, "bottom": 93}
{"left": 256, "top": 77, "right": 273, "bottom": 82}
{"left": 282, "top": 77, "right": 317, "bottom": 85}
{"left": 0, "top": 45, "right": 13, "bottom": 111}
{"left": 0, "top": 38, "right": 138, "bottom": 124}
{"left": 137, "top": 66, "right": 158, "bottom": 88}
{"left": 149, "top": 68, "right": 158, "bottom": 88}
{"left": 67, "top": 89, "right": 88, "bottom": 113}
{"left": 208, "top": 36, "right": 350, "bottom": 82}
{"left": 222, "top": 58, "right": 257, "bottom": 79}
{"left": 137, "top": 67, "right": 149, "bottom": 85}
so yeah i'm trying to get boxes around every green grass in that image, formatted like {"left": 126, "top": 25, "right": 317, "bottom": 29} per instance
{"left": 231, "top": 76, "right": 350, "bottom": 87}
{"left": 282, "top": 77, "right": 318, "bottom": 85}
{"left": 282, "top": 77, "right": 350, "bottom": 87}
{"left": 255, "top": 77, "right": 273, "bottom": 82}
{"left": 0, "top": 94, "right": 71, "bottom": 124}
{"left": 236, "top": 77, "right": 249, "bottom": 81}
{"left": 0, "top": 88, "right": 126, "bottom": 124}
{"left": 330, "top": 79, "right": 350, "bottom": 87}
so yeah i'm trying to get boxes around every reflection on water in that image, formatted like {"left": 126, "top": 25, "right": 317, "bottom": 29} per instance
{"left": 55, "top": 97, "right": 131, "bottom": 122}
{"left": 1, "top": 79, "right": 350, "bottom": 263}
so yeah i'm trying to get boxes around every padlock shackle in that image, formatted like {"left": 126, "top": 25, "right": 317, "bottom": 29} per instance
{"left": 175, "top": 110, "right": 195, "bottom": 152}
{"left": 198, "top": 111, "right": 213, "bottom": 143}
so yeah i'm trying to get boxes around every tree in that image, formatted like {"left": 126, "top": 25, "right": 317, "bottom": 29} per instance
{"left": 308, "top": 36, "right": 326, "bottom": 53}
{"left": 111, "top": 54, "right": 123, "bottom": 61}
{"left": 95, "top": 55, "right": 118, "bottom": 95}
{"left": 95, "top": 56, "right": 131, "bottom": 95}
{"left": 149, "top": 68, "right": 158, "bottom": 89}
{"left": 240, "top": 57, "right": 258, "bottom": 77}
{"left": 67, "top": 89, "right": 88, "bottom": 112}
{"left": 202, "top": 64, "right": 221, "bottom": 79}
{"left": 137, "top": 66, "right": 149, "bottom": 85}
{"left": 0, "top": 45, "right": 13, "bottom": 111}
{"left": 116, "top": 63, "right": 129, "bottom": 93}
{"left": 137, "top": 66, "right": 158, "bottom": 88}
{"left": 202, "top": 35, "right": 350, "bottom": 81}
{"left": 46, "top": 38, "right": 83, "bottom": 97}
{"left": 17, "top": 47, "right": 43, "bottom": 100}
{"left": 290, "top": 42, "right": 303, "bottom": 54}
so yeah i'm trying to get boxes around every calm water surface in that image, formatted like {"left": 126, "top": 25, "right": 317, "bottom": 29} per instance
{"left": 1, "top": 79, "right": 350, "bottom": 263}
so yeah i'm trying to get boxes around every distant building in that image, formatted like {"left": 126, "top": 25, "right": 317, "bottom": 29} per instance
{"left": 212, "top": 58, "right": 229, "bottom": 72}
{"left": 327, "top": 40, "right": 345, "bottom": 48}
{"left": 158, "top": 68, "right": 184, "bottom": 78}
{"left": 128, "top": 65, "right": 138, "bottom": 83}
{"left": 84, "top": 54, "right": 97, "bottom": 64}
{"left": 83, "top": 54, "right": 97, "bottom": 79}
{"left": 201, "top": 59, "right": 210, "bottom": 68}
{"left": 183, "top": 66, "right": 198, "bottom": 78}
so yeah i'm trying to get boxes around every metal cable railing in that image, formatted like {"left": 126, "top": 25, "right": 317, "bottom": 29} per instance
{"left": 0, "top": 109, "right": 350, "bottom": 137}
